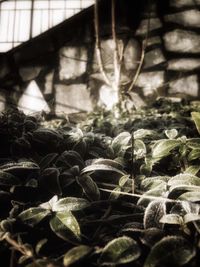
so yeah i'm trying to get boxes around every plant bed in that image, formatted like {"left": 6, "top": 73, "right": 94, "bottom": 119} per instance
{"left": 1, "top": 100, "right": 200, "bottom": 267}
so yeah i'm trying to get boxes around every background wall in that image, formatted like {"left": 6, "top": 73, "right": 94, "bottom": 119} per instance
{"left": 0, "top": 0, "right": 199, "bottom": 114}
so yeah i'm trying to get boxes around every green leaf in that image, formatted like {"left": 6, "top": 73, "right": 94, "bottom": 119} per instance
{"left": 18, "top": 254, "right": 33, "bottom": 265}
{"left": 140, "top": 161, "right": 153, "bottom": 176}
{"left": 160, "top": 214, "right": 183, "bottom": 225}
{"left": 184, "top": 165, "right": 200, "bottom": 175}
{"left": 137, "top": 184, "right": 167, "bottom": 206}
{"left": 144, "top": 200, "right": 166, "bottom": 229}
{"left": 178, "top": 191, "right": 200, "bottom": 202}
{"left": 63, "top": 245, "right": 92, "bottom": 266}
{"left": 184, "top": 213, "right": 200, "bottom": 224}
{"left": 168, "top": 173, "right": 200, "bottom": 187}
{"left": 72, "top": 140, "right": 87, "bottom": 157}
{"left": 67, "top": 128, "right": 84, "bottom": 143}
{"left": 32, "top": 128, "right": 63, "bottom": 143}
{"left": 52, "top": 197, "right": 90, "bottom": 212}
{"left": 49, "top": 211, "right": 81, "bottom": 241}
{"left": 109, "top": 187, "right": 122, "bottom": 200}
{"left": 109, "top": 175, "right": 131, "bottom": 200}
{"left": 191, "top": 112, "right": 200, "bottom": 134}
{"left": 56, "top": 150, "right": 84, "bottom": 169}
{"left": 188, "top": 149, "right": 200, "bottom": 161}
{"left": 187, "top": 138, "right": 200, "bottom": 148}
{"left": 141, "top": 178, "right": 167, "bottom": 191}
{"left": 81, "top": 164, "right": 125, "bottom": 176}
{"left": 111, "top": 132, "right": 131, "bottom": 155}
{"left": 39, "top": 195, "right": 58, "bottom": 210}
{"left": 39, "top": 153, "right": 58, "bottom": 170}
{"left": 152, "top": 139, "right": 180, "bottom": 159}
{"left": 18, "top": 208, "right": 50, "bottom": 226}
{"left": 25, "top": 259, "right": 53, "bottom": 267}
{"left": 165, "top": 129, "right": 178, "bottom": 139}
{"left": 99, "top": 236, "right": 141, "bottom": 266}
{"left": 25, "top": 178, "right": 38, "bottom": 188}
{"left": 144, "top": 236, "right": 196, "bottom": 267}
{"left": 134, "top": 139, "right": 146, "bottom": 159}
{"left": 134, "top": 129, "right": 156, "bottom": 139}
{"left": 140, "top": 228, "right": 165, "bottom": 248}
{"left": 77, "top": 175, "right": 100, "bottom": 201}
{"left": 181, "top": 201, "right": 199, "bottom": 214}
{"left": 35, "top": 238, "right": 48, "bottom": 255}
{"left": 0, "top": 161, "right": 39, "bottom": 177}
{"left": 169, "top": 184, "right": 200, "bottom": 199}
{"left": 93, "top": 158, "right": 124, "bottom": 170}
{"left": 89, "top": 146, "right": 109, "bottom": 158}
{"left": 118, "top": 175, "right": 130, "bottom": 187}
{"left": 0, "top": 171, "right": 20, "bottom": 186}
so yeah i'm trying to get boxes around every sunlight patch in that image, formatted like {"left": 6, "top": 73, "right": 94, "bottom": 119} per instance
{"left": 18, "top": 80, "right": 50, "bottom": 114}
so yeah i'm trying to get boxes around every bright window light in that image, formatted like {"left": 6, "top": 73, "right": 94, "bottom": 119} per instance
{"left": 0, "top": 0, "right": 94, "bottom": 52}
{"left": 18, "top": 80, "right": 50, "bottom": 114}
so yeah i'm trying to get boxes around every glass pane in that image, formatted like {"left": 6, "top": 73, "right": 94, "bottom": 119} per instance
{"left": 13, "top": 42, "right": 21, "bottom": 48}
{"left": 32, "top": 10, "right": 42, "bottom": 37}
{"left": 52, "top": 10, "right": 65, "bottom": 26}
{"left": 83, "top": 0, "right": 94, "bottom": 8}
{"left": 14, "top": 11, "right": 20, "bottom": 41}
{"left": 0, "top": 11, "right": 10, "bottom": 41}
{"left": 1, "top": 2, "right": 15, "bottom": 10}
{"left": 18, "top": 11, "right": 30, "bottom": 41}
{"left": 7, "top": 11, "right": 14, "bottom": 42}
{"left": 16, "top": 1, "right": 32, "bottom": 10}
{"left": 0, "top": 43, "right": 13, "bottom": 52}
{"left": 34, "top": 0, "right": 49, "bottom": 9}
{"left": 41, "top": 10, "right": 49, "bottom": 32}
{"left": 66, "top": 1, "right": 81, "bottom": 9}
{"left": 0, "top": 0, "right": 95, "bottom": 52}
{"left": 65, "top": 9, "right": 75, "bottom": 19}
{"left": 32, "top": 9, "right": 49, "bottom": 37}
{"left": 50, "top": 1, "right": 65, "bottom": 9}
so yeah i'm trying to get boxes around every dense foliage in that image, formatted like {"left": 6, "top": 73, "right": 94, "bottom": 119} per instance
{"left": 1, "top": 100, "right": 200, "bottom": 266}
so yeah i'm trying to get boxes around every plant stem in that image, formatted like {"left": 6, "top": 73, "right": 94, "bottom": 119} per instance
{"left": 128, "top": 2, "right": 151, "bottom": 92}
{"left": 94, "top": 0, "right": 112, "bottom": 88}
{"left": 5, "top": 233, "right": 33, "bottom": 257}
{"left": 131, "top": 132, "right": 135, "bottom": 193}
{"left": 111, "top": 0, "right": 120, "bottom": 91}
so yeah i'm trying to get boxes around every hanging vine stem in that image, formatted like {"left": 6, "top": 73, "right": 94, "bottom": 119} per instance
{"left": 111, "top": 0, "right": 120, "bottom": 91}
{"left": 4, "top": 233, "right": 33, "bottom": 258}
{"left": 94, "top": 0, "right": 112, "bottom": 88}
{"left": 128, "top": 2, "right": 151, "bottom": 92}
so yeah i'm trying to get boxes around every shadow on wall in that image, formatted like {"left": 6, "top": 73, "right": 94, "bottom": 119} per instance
{"left": 0, "top": 0, "right": 200, "bottom": 114}
{"left": 0, "top": 81, "right": 91, "bottom": 114}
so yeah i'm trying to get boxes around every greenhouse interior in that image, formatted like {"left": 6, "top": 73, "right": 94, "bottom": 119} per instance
{"left": 1, "top": 0, "right": 200, "bottom": 266}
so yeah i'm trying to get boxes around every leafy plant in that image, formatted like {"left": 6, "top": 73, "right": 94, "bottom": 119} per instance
{"left": 1, "top": 102, "right": 200, "bottom": 266}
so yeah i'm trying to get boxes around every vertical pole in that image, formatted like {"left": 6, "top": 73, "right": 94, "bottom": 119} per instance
{"left": 30, "top": 0, "right": 34, "bottom": 39}
{"left": 94, "top": 0, "right": 112, "bottom": 87}
{"left": 131, "top": 132, "right": 135, "bottom": 194}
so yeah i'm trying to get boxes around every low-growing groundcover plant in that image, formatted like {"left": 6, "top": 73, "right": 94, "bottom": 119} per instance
{"left": 1, "top": 100, "right": 200, "bottom": 266}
